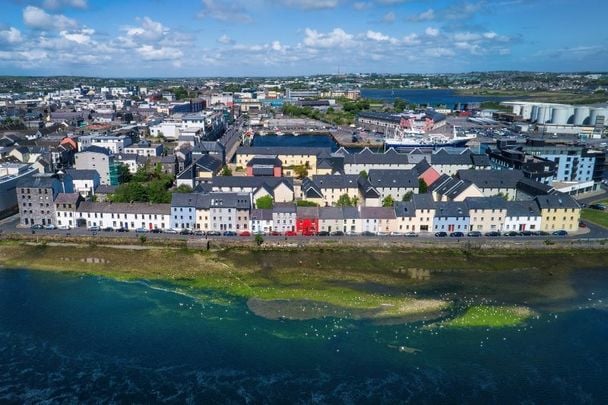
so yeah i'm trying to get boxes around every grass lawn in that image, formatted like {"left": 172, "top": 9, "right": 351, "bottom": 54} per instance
{"left": 442, "top": 305, "right": 534, "bottom": 328}
{"left": 581, "top": 208, "right": 608, "bottom": 229}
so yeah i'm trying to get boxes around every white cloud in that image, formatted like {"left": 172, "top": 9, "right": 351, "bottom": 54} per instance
{"left": 42, "top": 0, "right": 88, "bottom": 9}
{"left": 453, "top": 32, "right": 481, "bottom": 42}
{"left": 217, "top": 34, "right": 234, "bottom": 45}
{"left": 303, "top": 28, "right": 354, "bottom": 48}
{"left": 408, "top": 9, "right": 435, "bottom": 21}
{"left": 136, "top": 45, "right": 183, "bottom": 61}
{"left": 0, "top": 27, "right": 23, "bottom": 44}
{"left": 366, "top": 30, "right": 389, "bottom": 41}
{"left": 23, "top": 6, "right": 77, "bottom": 30}
{"left": 60, "top": 27, "right": 94, "bottom": 44}
{"left": 425, "top": 47, "right": 455, "bottom": 57}
{"left": 126, "top": 17, "right": 168, "bottom": 41}
{"left": 382, "top": 11, "right": 396, "bottom": 23}
{"left": 425, "top": 27, "right": 439, "bottom": 37}
{"left": 402, "top": 33, "right": 420, "bottom": 45}
{"left": 198, "top": 0, "right": 253, "bottom": 23}
{"left": 279, "top": 0, "right": 339, "bottom": 9}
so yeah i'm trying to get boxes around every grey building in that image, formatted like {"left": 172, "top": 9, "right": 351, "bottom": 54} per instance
{"left": 16, "top": 175, "right": 66, "bottom": 227}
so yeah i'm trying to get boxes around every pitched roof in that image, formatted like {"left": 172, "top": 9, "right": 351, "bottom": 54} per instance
{"left": 251, "top": 209, "right": 273, "bottom": 221}
{"left": 435, "top": 201, "right": 469, "bottom": 218}
{"left": 464, "top": 196, "right": 507, "bottom": 210}
{"left": 67, "top": 169, "right": 99, "bottom": 180}
{"left": 457, "top": 169, "right": 524, "bottom": 189}
{"left": 78, "top": 201, "right": 171, "bottom": 215}
{"left": 54, "top": 192, "right": 81, "bottom": 205}
{"left": 360, "top": 206, "right": 396, "bottom": 219}
{"left": 534, "top": 193, "right": 580, "bottom": 210}
{"left": 505, "top": 200, "right": 541, "bottom": 217}
{"left": 367, "top": 169, "right": 418, "bottom": 189}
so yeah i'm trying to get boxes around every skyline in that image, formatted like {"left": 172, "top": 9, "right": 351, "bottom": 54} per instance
{"left": 0, "top": 0, "right": 607, "bottom": 77}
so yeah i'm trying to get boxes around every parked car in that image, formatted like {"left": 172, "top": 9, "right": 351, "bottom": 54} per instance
{"left": 361, "top": 231, "right": 376, "bottom": 237}
{"left": 317, "top": 231, "right": 330, "bottom": 236}
{"left": 116, "top": 227, "right": 128, "bottom": 233}
{"left": 239, "top": 231, "right": 251, "bottom": 237}
{"left": 44, "top": 224, "right": 57, "bottom": 230}
{"left": 193, "top": 230, "right": 205, "bottom": 236}
{"left": 589, "top": 204, "right": 606, "bottom": 210}
{"left": 330, "top": 231, "right": 345, "bottom": 236}
{"left": 484, "top": 231, "right": 501, "bottom": 237}
{"left": 88, "top": 226, "right": 101, "bottom": 232}
{"left": 135, "top": 228, "right": 149, "bottom": 233}
{"left": 404, "top": 232, "right": 418, "bottom": 237}
{"left": 579, "top": 221, "right": 587, "bottom": 228}
{"left": 552, "top": 230, "right": 568, "bottom": 236}
{"left": 449, "top": 232, "right": 465, "bottom": 237}
{"left": 521, "top": 230, "right": 533, "bottom": 236}
{"left": 150, "top": 228, "right": 162, "bottom": 233}
{"left": 57, "top": 225, "right": 70, "bottom": 230}
{"left": 434, "top": 231, "right": 448, "bottom": 237}
{"left": 102, "top": 227, "right": 114, "bottom": 232}
{"left": 223, "top": 231, "right": 237, "bottom": 236}
{"left": 270, "top": 231, "right": 281, "bottom": 236}
{"left": 164, "top": 228, "right": 178, "bottom": 234}
{"left": 31, "top": 224, "right": 44, "bottom": 230}
{"left": 206, "top": 231, "right": 221, "bottom": 236}
{"left": 179, "top": 229, "right": 192, "bottom": 235}
{"left": 467, "top": 231, "right": 482, "bottom": 237}
{"left": 284, "top": 231, "right": 297, "bottom": 236}
{"left": 504, "top": 231, "right": 520, "bottom": 237}
{"left": 533, "top": 230, "right": 550, "bottom": 236}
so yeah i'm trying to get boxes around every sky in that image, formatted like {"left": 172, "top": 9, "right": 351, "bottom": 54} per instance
{"left": 0, "top": 0, "right": 606, "bottom": 77}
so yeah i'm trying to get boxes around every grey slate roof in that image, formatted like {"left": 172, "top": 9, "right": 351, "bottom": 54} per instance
{"left": 16, "top": 175, "right": 60, "bottom": 189}
{"left": 81, "top": 145, "right": 111, "bottom": 155}
{"left": 238, "top": 146, "right": 330, "bottom": 156}
{"left": 251, "top": 209, "right": 273, "bottom": 221}
{"left": 94, "top": 184, "right": 117, "bottom": 194}
{"left": 319, "top": 207, "right": 344, "bottom": 220}
{"left": 211, "top": 176, "right": 294, "bottom": 191}
{"left": 194, "top": 154, "right": 222, "bottom": 172}
{"left": 343, "top": 147, "right": 411, "bottom": 165}
{"left": 273, "top": 202, "right": 297, "bottom": 214}
{"left": 359, "top": 206, "right": 396, "bottom": 219}
{"left": 312, "top": 174, "right": 360, "bottom": 189}
{"left": 505, "top": 201, "right": 541, "bottom": 217}
{"left": 301, "top": 177, "right": 323, "bottom": 198}
{"left": 297, "top": 206, "right": 319, "bottom": 218}
{"left": 434, "top": 201, "right": 469, "bottom": 218}
{"left": 394, "top": 201, "right": 416, "bottom": 217}
{"left": 457, "top": 169, "right": 524, "bottom": 189}
{"left": 54, "top": 192, "right": 81, "bottom": 205}
{"left": 78, "top": 201, "right": 171, "bottom": 215}
{"left": 367, "top": 169, "right": 418, "bottom": 189}
{"left": 430, "top": 175, "right": 476, "bottom": 199}
{"left": 534, "top": 193, "right": 580, "bottom": 210}
{"left": 464, "top": 196, "right": 507, "bottom": 210}
{"left": 67, "top": 169, "right": 99, "bottom": 180}
{"left": 411, "top": 193, "right": 435, "bottom": 210}
{"left": 247, "top": 156, "right": 282, "bottom": 167}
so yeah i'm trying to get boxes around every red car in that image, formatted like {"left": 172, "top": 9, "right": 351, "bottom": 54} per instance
{"left": 284, "top": 231, "right": 297, "bottom": 236}
{"left": 239, "top": 231, "right": 251, "bottom": 237}
{"left": 270, "top": 231, "right": 281, "bottom": 236}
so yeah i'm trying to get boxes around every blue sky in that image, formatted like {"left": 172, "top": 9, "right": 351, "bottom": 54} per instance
{"left": 0, "top": 0, "right": 606, "bottom": 77}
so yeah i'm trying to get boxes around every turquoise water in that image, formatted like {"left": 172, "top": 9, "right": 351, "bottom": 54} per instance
{"left": 1, "top": 268, "right": 608, "bottom": 402}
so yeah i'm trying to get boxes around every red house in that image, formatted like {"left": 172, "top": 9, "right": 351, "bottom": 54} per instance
{"left": 296, "top": 206, "right": 319, "bottom": 236}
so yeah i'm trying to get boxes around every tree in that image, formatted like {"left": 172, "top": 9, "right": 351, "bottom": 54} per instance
{"left": 351, "top": 195, "right": 360, "bottom": 207}
{"left": 393, "top": 98, "right": 407, "bottom": 112}
{"left": 296, "top": 200, "right": 319, "bottom": 207}
{"left": 255, "top": 233, "right": 264, "bottom": 246}
{"left": 292, "top": 165, "right": 308, "bottom": 179}
{"left": 256, "top": 195, "right": 273, "bottom": 209}
{"left": 359, "top": 170, "right": 368, "bottom": 179}
{"left": 117, "top": 164, "right": 132, "bottom": 184}
{"left": 401, "top": 191, "right": 414, "bottom": 202}
{"left": 336, "top": 194, "right": 353, "bottom": 207}
{"left": 175, "top": 184, "right": 193, "bottom": 193}
{"left": 382, "top": 195, "right": 395, "bottom": 207}
{"left": 418, "top": 178, "right": 428, "bottom": 194}
{"left": 221, "top": 165, "right": 233, "bottom": 176}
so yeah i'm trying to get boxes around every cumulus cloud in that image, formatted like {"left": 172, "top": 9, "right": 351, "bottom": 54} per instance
{"left": 278, "top": 0, "right": 340, "bottom": 9}
{"left": 353, "top": 1, "right": 371, "bottom": 10}
{"left": 125, "top": 17, "right": 168, "bottom": 41}
{"left": 23, "top": 5, "right": 77, "bottom": 30}
{"left": 198, "top": 0, "right": 253, "bottom": 23}
{"left": 425, "top": 27, "right": 439, "bottom": 37}
{"left": 303, "top": 28, "right": 354, "bottom": 48}
{"left": 60, "top": 27, "right": 94, "bottom": 44}
{"left": 137, "top": 45, "right": 183, "bottom": 61}
{"left": 0, "top": 27, "right": 23, "bottom": 44}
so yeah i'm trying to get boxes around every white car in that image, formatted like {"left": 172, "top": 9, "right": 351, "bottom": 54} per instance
{"left": 57, "top": 225, "right": 71, "bottom": 230}
{"left": 45, "top": 224, "right": 57, "bottom": 230}
{"left": 164, "top": 228, "right": 178, "bottom": 234}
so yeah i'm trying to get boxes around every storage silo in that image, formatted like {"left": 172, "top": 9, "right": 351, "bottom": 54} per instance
{"left": 573, "top": 106, "right": 590, "bottom": 125}
{"left": 537, "top": 106, "right": 550, "bottom": 124}
{"left": 521, "top": 104, "right": 533, "bottom": 120}
{"left": 589, "top": 108, "right": 608, "bottom": 125}
{"left": 551, "top": 107, "right": 570, "bottom": 125}
{"left": 531, "top": 105, "right": 539, "bottom": 122}
{"left": 512, "top": 104, "right": 522, "bottom": 116}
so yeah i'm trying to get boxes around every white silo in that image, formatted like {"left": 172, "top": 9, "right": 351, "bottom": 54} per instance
{"left": 589, "top": 108, "right": 608, "bottom": 125}
{"left": 512, "top": 104, "right": 522, "bottom": 116}
{"left": 573, "top": 106, "right": 590, "bottom": 125}
{"left": 537, "top": 106, "right": 550, "bottom": 123}
{"left": 531, "top": 105, "right": 539, "bottom": 122}
{"left": 551, "top": 107, "right": 570, "bottom": 125}
{"left": 521, "top": 104, "right": 533, "bottom": 120}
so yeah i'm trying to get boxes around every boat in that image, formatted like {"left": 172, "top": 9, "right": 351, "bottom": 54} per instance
{"left": 384, "top": 125, "right": 476, "bottom": 148}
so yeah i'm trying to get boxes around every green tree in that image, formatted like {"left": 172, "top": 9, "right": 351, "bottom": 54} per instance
{"left": 175, "top": 184, "right": 193, "bottom": 193}
{"left": 336, "top": 194, "right": 353, "bottom": 207}
{"left": 351, "top": 195, "right": 360, "bottom": 207}
{"left": 401, "top": 191, "right": 414, "bottom": 202}
{"left": 221, "top": 165, "right": 233, "bottom": 176}
{"left": 382, "top": 195, "right": 395, "bottom": 207}
{"left": 393, "top": 98, "right": 407, "bottom": 112}
{"left": 359, "top": 170, "right": 368, "bottom": 179}
{"left": 296, "top": 199, "right": 319, "bottom": 207}
{"left": 255, "top": 233, "right": 264, "bottom": 246}
{"left": 292, "top": 165, "right": 308, "bottom": 179}
{"left": 256, "top": 195, "right": 273, "bottom": 209}
{"left": 418, "top": 178, "right": 428, "bottom": 193}
{"left": 117, "top": 163, "right": 132, "bottom": 184}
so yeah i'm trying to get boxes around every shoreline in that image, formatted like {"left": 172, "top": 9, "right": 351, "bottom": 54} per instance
{"left": 0, "top": 238, "right": 606, "bottom": 323}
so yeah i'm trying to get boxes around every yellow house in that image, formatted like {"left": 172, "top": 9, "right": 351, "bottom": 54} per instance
{"left": 236, "top": 146, "right": 330, "bottom": 176}
{"left": 394, "top": 194, "right": 436, "bottom": 233}
{"left": 535, "top": 194, "right": 581, "bottom": 232}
